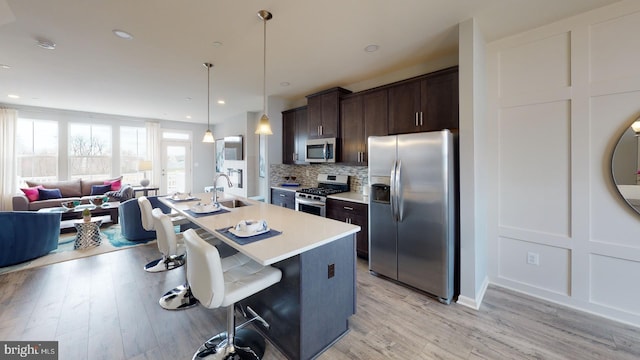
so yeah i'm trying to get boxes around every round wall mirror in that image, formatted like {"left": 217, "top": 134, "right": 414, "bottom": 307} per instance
{"left": 612, "top": 118, "right": 640, "bottom": 214}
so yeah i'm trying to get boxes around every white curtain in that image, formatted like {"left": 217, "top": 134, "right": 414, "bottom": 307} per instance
{"left": 0, "top": 108, "right": 17, "bottom": 210}
{"left": 146, "top": 121, "right": 161, "bottom": 190}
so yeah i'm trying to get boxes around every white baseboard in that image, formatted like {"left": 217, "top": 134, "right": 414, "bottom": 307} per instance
{"left": 456, "top": 276, "right": 489, "bottom": 310}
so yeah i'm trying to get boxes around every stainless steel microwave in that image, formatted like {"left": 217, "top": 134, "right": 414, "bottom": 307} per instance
{"left": 305, "top": 138, "right": 336, "bottom": 163}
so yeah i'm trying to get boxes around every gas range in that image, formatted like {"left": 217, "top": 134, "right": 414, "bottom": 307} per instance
{"left": 297, "top": 187, "right": 345, "bottom": 197}
{"left": 295, "top": 174, "right": 349, "bottom": 216}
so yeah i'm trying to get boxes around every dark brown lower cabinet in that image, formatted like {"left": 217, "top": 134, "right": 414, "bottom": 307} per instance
{"left": 327, "top": 198, "right": 369, "bottom": 259}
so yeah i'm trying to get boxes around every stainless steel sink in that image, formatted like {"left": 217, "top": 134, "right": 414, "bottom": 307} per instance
{"left": 218, "top": 199, "right": 250, "bottom": 208}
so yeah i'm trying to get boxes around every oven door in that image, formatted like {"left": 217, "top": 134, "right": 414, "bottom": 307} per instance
{"left": 295, "top": 198, "right": 326, "bottom": 217}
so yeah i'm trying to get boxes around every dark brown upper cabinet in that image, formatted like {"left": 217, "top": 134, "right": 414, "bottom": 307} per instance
{"left": 340, "top": 89, "right": 388, "bottom": 165}
{"left": 282, "top": 106, "right": 307, "bottom": 165}
{"left": 306, "top": 87, "right": 351, "bottom": 139}
{"left": 388, "top": 66, "right": 458, "bottom": 134}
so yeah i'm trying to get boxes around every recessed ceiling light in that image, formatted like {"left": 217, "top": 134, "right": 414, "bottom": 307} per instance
{"left": 113, "top": 29, "right": 134, "bottom": 40}
{"left": 217, "top": 100, "right": 225, "bottom": 105}
{"left": 186, "top": 115, "right": 192, "bottom": 119}
{"left": 364, "top": 44, "right": 379, "bottom": 52}
{"left": 212, "top": 41, "right": 223, "bottom": 47}
{"left": 1, "top": 64, "right": 10, "bottom": 69}
{"left": 36, "top": 39, "right": 56, "bottom": 50}
{"left": 8, "top": 94, "right": 19, "bottom": 99}
{"left": 280, "top": 82, "right": 290, "bottom": 87}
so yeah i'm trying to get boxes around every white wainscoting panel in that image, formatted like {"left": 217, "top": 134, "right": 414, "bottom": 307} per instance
{"left": 499, "top": 32, "right": 570, "bottom": 97}
{"left": 590, "top": 10, "right": 640, "bottom": 83}
{"left": 488, "top": 0, "right": 640, "bottom": 327}
{"left": 498, "top": 237, "right": 571, "bottom": 296}
{"left": 499, "top": 100, "right": 571, "bottom": 237}
{"left": 590, "top": 254, "right": 640, "bottom": 315}
{"left": 590, "top": 91, "right": 640, "bottom": 247}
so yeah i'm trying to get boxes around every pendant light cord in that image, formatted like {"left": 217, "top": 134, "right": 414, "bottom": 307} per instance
{"left": 207, "top": 64, "right": 211, "bottom": 130}
{"left": 262, "top": 16, "right": 267, "bottom": 116}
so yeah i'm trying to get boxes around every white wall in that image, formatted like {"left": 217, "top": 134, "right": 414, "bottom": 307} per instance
{"left": 457, "top": 18, "right": 489, "bottom": 309}
{"left": 487, "top": 0, "right": 640, "bottom": 327}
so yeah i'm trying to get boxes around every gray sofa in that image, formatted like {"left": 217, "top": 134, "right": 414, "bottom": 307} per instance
{"left": 12, "top": 178, "right": 132, "bottom": 211}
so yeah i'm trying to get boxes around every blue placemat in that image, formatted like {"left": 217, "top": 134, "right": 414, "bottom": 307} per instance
{"left": 165, "top": 197, "right": 200, "bottom": 203}
{"left": 216, "top": 227, "right": 282, "bottom": 245}
{"left": 184, "top": 208, "right": 230, "bottom": 218}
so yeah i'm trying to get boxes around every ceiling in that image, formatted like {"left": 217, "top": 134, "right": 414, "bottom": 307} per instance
{"left": 0, "top": 0, "right": 620, "bottom": 125}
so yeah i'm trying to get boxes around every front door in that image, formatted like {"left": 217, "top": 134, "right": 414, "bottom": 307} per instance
{"left": 161, "top": 141, "right": 192, "bottom": 194}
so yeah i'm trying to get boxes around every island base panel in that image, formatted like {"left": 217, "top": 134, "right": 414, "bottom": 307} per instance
{"left": 239, "top": 234, "right": 356, "bottom": 360}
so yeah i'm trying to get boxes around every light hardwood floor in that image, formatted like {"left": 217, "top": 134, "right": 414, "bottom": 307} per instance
{"left": 1, "top": 243, "right": 639, "bottom": 360}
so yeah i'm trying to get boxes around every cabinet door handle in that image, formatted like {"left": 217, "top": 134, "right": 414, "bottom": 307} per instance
{"left": 294, "top": 152, "right": 297, "bottom": 161}
{"left": 415, "top": 112, "right": 419, "bottom": 127}
{"left": 280, "top": 194, "right": 286, "bottom": 197}
{"left": 320, "top": 125, "right": 323, "bottom": 135}
{"left": 420, "top": 111, "right": 423, "bottom": 126}
{"left": 344, "top": 206, "right": 354, "bottom": 211}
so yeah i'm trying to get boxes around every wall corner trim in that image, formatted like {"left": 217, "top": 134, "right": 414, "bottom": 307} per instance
{"left": 457, "top": 276, "right": 489, "bottom": 310}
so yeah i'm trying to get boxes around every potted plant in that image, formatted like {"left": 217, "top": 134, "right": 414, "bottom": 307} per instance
{"left": 82, "top": 208, "right": 91, "bottom": 222}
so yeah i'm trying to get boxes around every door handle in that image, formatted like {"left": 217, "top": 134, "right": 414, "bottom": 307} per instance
{"left": 420, "top": 111, "right": 423, "bottom": 126}
{"left": 390, "top": 161, "right": 397, "bottom": 221}
{"left": 415, "top": 112, "right": 419, "bottom": 127}
{"left": 343, "top": 206, "right": 354, "bottom": 211}
{"left": 395, "top": 160, "right": 403, "bottom": 222}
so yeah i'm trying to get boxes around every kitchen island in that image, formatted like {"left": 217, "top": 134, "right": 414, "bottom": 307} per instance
{"left": 160, "top": 194, "right": 360, "bottom": 360}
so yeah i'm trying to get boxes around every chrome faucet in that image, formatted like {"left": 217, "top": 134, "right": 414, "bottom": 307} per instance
{"left": 212, "top": 173, "right": 233, "bottom": 205}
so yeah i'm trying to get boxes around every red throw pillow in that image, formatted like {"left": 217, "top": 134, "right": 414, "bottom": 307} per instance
{"left": 104, "top": 178, "right": 122, "bottom": 191}
{"left": 20, "top": 185, "right": 44, "bottom": 202}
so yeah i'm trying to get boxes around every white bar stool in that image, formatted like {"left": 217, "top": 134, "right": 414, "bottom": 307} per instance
{"left": 183, "top": 228, "right": 282, "bottom": 360}
{"left": 138, "top": 196, "right": 190, "bottom": 272}
{"left": 152, "top": 208, "right": 218, "bottom": 310}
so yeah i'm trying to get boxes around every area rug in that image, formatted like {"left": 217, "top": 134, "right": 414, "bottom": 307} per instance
{"left": 0, "top": 224, "right": 156, "bottom": 275}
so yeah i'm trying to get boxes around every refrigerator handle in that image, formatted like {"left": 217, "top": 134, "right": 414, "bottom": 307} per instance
{"left": 395, "top": 160, "right": 403, "bottom": 222}
{"left": 390, "top": 161, "right": 397, "bottom": 222}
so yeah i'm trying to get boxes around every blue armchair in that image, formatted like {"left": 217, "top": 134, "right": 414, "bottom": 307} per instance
{"left": 0, "top": 211, "right": 61, "bottom": 268}
{"left": 118, "top": 196, "right": 172, "bottom": 241}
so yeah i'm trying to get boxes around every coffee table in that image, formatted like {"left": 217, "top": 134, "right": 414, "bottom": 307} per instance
{"left": 38, "top": 202, "right": 120, "bottom": 231}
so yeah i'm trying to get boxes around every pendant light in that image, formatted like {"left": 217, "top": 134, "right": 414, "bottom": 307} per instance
{"left": 255, "top": 10, "right": 273, "bottom": 135}
{"left": 202, "top": 62, "right": 215, "bottom": 143}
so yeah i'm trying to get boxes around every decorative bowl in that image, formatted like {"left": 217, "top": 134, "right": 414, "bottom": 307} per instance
{"left": 90, "top": 196, "right": 108, "bottom": 207}
{"left": 61, "top": 200, "right": 79, "bottom": 210}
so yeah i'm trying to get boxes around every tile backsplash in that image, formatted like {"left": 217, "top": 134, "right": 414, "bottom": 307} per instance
{"left": 270, "top": 164, "right": 368, "bottom": 193}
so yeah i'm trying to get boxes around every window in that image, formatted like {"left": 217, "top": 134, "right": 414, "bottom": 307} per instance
{"left": 162, "top": 131, "right": 190, "bottom": 140}
{"left": 16, "top": 119, "right": 59, "bottom": 185}
{"left": 120, "top": 126, "right": 147, "bottom": 185}
{"left": 68, "top": 123, "right": 112, "bottom": 180}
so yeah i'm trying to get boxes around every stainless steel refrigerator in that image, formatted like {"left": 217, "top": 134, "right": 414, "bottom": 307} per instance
{"left": 368, "top": 130, "right": 455, "bottom": 304}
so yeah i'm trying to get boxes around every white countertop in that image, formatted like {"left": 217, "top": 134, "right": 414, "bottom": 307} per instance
{"left": 271, "top": 185, "right": 303, "bottom": 192}
{"left": 160, "top": 193, "right": 360, "bottom": 266}
{"left": 328, "top": 191, "right": 369, "bottom": 205}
